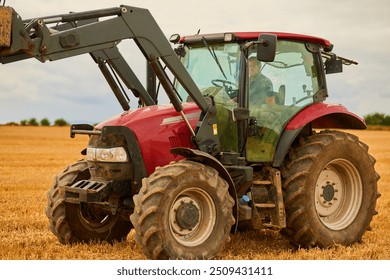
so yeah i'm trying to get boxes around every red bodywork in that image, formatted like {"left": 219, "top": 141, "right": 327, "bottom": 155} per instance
{"left": 96, "top": 103, "right": 200, "bottom": 175}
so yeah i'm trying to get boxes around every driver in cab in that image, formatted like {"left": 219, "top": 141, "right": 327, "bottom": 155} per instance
{"left": 248, "top": 57, "right": 275, "bottom": 105}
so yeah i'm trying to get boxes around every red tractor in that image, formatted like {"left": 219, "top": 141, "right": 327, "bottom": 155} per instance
{"left": 0, "top": 5, "right": 379, "bottom": 259}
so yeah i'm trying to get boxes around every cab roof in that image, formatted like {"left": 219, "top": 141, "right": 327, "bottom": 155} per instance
{"left": 180, "top": 31, "right": 332, "bottom": 49}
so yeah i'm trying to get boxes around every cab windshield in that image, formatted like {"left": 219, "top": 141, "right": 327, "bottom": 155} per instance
{"left": 175, "top": 43, "right": 241, "bottom": 102}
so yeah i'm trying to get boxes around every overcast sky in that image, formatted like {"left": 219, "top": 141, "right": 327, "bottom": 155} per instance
{"left": 1, "top": 0, "right": 389, "bottom": 124}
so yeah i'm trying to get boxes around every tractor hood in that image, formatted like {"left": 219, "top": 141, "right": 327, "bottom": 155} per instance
{"left": 94, "top": 103, "right": 201, "bottom": 175}
{"left": 95, "top": 102, "right": 201, "bottom": 133}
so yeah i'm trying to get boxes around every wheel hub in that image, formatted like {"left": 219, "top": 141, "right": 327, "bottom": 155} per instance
{"left": 175, "top": 202, "right": 199, "bottom": 230}
{"left": 169, "top": 188, "right": 217, "bottom": 247}
{"left": 315, "top": 170, "right": 342, "bottom": 217}
{"left": 171, "top": 196, "right": 202, "bottom": 235}
{"left": 322, "top": 183, "right": 336, "bottom": 202}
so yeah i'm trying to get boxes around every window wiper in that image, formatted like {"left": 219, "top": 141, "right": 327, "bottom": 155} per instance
{"left": 201, "top": 37, "right": 227, "bottom": 80}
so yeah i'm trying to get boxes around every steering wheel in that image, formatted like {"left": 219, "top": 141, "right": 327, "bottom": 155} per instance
{"left": 211, "top": 79, "right": 238, "bottom": 99}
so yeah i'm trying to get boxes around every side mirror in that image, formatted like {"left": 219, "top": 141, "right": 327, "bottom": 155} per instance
{"left": 325, "top": 53, "right": 343, "bottom": 74}
{"left": 257, "top": 34, "right": 277, "bottom": 62}
{"left": 169, "top": 34, "right": 181, "bottom": 44}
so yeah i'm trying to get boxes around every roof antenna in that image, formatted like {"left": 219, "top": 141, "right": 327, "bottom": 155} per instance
{"left": 197, "top": 29, "right": 201, "bottom": 35}
{"left": 2, "top": 1, "right": 6, "bottom": 6}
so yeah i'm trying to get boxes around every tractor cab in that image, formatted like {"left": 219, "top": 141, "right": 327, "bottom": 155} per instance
{"left": 172, "top": 32, "right": 338, "bottom": 162}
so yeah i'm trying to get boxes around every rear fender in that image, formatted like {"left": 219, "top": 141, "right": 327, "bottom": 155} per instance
{"left": 273, "top": 103, "right": 366, "bottom": 167}
{"left": 285, "top": 103, "right": 366, "bottom": 130}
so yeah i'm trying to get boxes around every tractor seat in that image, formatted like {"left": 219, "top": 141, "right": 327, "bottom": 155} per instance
{"left": 275, "top": 85, "right": 285, "bottom": 105}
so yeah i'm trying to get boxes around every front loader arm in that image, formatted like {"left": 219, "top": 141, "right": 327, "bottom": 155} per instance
{"left": 90, "top": 46, "right": 155, "bottom": 107}
{"left": 0, "top": 5, "right": 220, "bottom": 154}
{"left": 0, "top": 5, "right": 208, "bottom": 112}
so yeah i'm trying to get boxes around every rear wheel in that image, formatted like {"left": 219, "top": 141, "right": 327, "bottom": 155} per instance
{"left": 281, "top": 130, "right": 380, "bottom": 247}
{"left": 45, "top": 160, "right": 132, "bottom": 244}
{"left": 130, "top": 160, "right": 235, "bottom": 259}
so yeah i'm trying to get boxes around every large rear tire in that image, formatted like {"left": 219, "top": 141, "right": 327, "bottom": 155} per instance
{"left": 130, "top": 160, "right": 235, "bottom": 259}
{"left": 281, "top": 130, "right": 380, "bottom": 247}
{"left": 45, "top": 160, "right": 132, "bottom": 244}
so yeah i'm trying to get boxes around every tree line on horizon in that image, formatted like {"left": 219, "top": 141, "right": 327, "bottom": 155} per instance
{"left": 5, "top": 117, "right": 69, "bottom": 126}
{"left": 3, "top": 112, "right": 390, "bottom": 127}
{"left": 364, "top": 112, "right": 390, "bottom": 126}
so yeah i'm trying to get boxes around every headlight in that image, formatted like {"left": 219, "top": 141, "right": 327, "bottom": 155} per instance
{"left": 87, "top": 147, "right": 128, "bottom": 162}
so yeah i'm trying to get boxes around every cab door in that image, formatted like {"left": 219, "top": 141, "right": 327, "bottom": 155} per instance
{"left": 246, "top": 40, "right": 322, "bottom": 162}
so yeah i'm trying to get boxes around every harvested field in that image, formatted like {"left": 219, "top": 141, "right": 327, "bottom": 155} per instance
{"left": 0, "top": 126, "right": 389, "bottom": 260}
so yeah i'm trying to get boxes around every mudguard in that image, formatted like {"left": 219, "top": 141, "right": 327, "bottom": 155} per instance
{"left": 170, "top": 147, "right": 236, "bottom": 193}
{"left": 285, "top": 103, "right": 366, "bottom": 130}
{"left": 274, "top": 103, "right": 366, "bottom": 167}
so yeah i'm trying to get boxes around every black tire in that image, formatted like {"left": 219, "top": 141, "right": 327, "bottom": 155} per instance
{"left": 130, "top": 160, "right": 235, "bottom": 259}
{"left": 280, "top": 130, "right": 380, "bottom": 248}
{"left": 45, "top": 160, "right": 132, "bottom": 244}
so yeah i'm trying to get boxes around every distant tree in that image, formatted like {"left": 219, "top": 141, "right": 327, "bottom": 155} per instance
{"left": 20, "top": 119, "right": 27, "bottom": 126}
{"left": 54, "top": 118, "right": 69, "bottom": 126}
{"left": 27, "top": 118, "right": 39, "bottom": 126}
{"left": 364, "top": 113, "right": 386, "bottom": 126}
{"left": 383, "top": 115, "right": 390, "bottom": 126}
{"left": 40, "top": 118, "right": 51, "bottom": 126}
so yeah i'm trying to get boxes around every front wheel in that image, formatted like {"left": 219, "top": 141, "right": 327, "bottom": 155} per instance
{"left": 281, "top": 130, "right": 380, "bottom": 248}
{"left": 45, "top": 160, "right": 132, "bottom": 244}
{"left": 130, "top": 160, "right": 235, "bottom": 259}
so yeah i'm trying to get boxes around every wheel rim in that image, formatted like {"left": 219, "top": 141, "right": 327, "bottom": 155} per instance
{"left": 315, "top": 158, "right": 363, "bottom": 230}
{"left": 77, "top": 203, "right": 113, "bottom": 231}
{"left": 169, "top": 188, "right": 216, "bottom": 247}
